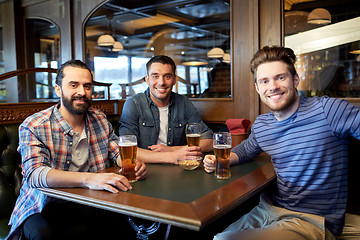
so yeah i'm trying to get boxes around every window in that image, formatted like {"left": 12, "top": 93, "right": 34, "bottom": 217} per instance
{"left": 85, "top": 0, "right": 230, "bottom": 99}
{"left": 27, "top": 19, "right": 60, "bottom": 100}
{"left": 284, "top": 1, "right": 360, "bottom": 98}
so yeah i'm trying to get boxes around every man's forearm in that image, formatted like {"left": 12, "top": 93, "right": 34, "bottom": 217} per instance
{"left": 46, "top": 169, "right": 94, "bottom": 188}
{"left": 200, "top": 139, "right": 213, "bottom": 153}
{"left": 229, "top": 152, "right": 240, "bottom": 166}
{"left": 137, "top": 148, "right": 175, "bottom": 164}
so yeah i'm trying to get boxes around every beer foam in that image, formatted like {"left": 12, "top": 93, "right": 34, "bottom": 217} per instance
{"left": 213, "top": 144, "right": 231, "bottom": 149}
{"left": 118, "top": 142, "right": 137, "bottom": 147}
{"left": 186, "top": 133, "right": 201, "bottom": 137}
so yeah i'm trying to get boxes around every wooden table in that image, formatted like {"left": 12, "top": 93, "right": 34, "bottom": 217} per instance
{"left": 39, "top": 154, "right": 275, "bottom": 231}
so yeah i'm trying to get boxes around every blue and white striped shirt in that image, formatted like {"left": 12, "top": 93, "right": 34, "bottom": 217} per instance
{"left": 232, "top": 96, "right": 360, "bottom": 235}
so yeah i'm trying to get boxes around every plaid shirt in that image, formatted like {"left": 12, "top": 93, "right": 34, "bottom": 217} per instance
{"left": 7, "top": 104, "right": 119, "bottom": 239}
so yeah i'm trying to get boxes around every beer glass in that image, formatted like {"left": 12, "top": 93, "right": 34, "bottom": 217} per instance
{"left": 213, "top": 132, "right": 232, "bottom": 179}
{"left": 118, "top": 135, "right": 137, "bottom": 182}
{"left": 186, "top": 123, "right": 201, "bottom": 147}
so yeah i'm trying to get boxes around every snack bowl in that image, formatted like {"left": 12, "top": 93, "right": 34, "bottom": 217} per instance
{"left": 177, "top": 156, "right": 202, "bottom": 170}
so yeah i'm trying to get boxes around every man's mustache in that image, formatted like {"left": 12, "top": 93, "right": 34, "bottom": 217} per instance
{"left": 71, "top": 96, "right": 90, "bottom": 103}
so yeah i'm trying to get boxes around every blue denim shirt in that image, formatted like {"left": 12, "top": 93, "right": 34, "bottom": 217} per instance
{"left": 119, "top": 89, "right": 213, "bottom": 149}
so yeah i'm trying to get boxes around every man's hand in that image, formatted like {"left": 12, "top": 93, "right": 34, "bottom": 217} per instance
{"left": 169, "top": 146, "right": 203, "bottom": 164}
{"left": 134, "top": 160, "right": 147, "bottom": 180}
{"left": 83, "top": 172, "right": 133, "bottom": 193}
{"left": 203, "top": 154, "right": 216, "bottom": 173}
{"left": 84, "top": 160, "right": 146, "bottom": 193}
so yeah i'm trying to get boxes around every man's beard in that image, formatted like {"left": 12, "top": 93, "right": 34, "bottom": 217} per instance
{"left": 263, "top": 87, "right": 298, "bottom": 112}
{"left": 62, "top": 94, "right": 91, "bottom": 115}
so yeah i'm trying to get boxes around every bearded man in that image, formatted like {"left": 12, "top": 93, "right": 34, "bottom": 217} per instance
{"left": 7, "top": 60, "right": 146, "bottom": 240}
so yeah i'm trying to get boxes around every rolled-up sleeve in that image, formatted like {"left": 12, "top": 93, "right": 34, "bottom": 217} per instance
{"left": 119, "top": 97, "right": 141, "bottom": 138}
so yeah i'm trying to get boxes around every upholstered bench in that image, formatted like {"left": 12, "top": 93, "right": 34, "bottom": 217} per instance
{"left": 0, "top": 123, "right": 22, "bottom": 239}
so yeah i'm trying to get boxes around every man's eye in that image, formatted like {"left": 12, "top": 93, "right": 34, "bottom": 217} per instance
{"left": 259, "top": 80, "right": 267, "bottom": 84}
{"left": 165, "top": 75, "right": 171, "bottom": 80}
{"left": 152, "top": 75, "right": 159, "bottom": 79}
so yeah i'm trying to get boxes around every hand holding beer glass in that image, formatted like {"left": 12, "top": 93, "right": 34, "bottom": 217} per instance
{"left": 186, "top": 123, "right": 201, "bottom": 147}
{"left": 213, "top": 132, "right": 232, "bottom": 179}
{"left": 119, "top": 135, "right": 137, "bottom": 182}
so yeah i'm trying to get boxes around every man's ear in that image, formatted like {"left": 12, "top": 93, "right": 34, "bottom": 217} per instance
{"left": 254, "top": 82, "right": 260, "bottom": 95}
{"left": 55, "top": 84, "right": 62, "bottom": 98}
{"left": 145, "top": 75, "right": 150, "bottom": 85}
{"left": 294, "top": 74, "right": 300, "bottom": 88}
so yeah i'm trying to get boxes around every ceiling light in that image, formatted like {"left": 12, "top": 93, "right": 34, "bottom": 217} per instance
{"left": 112, "top": 41, "right": 124, "bottom": 51}
{"left": 223, "top": 53, "right": 231, "bottom": 63}
{"left": 181, "top": 60, "right": 208, "bottom": 66}
{"left": 207, "top": 47, "right": 224, "bottom": 58}
{"left": 97, "top": 34, "right": 115, "bottom": 46}
{"left": 307, "top": 8, "right": 331, "bottom": 24}
{"left": 350, "top": 41, "right": 360, "bottom": 54}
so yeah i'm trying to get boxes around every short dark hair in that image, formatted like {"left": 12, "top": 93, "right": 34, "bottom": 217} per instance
{"left": 56, "top": 60, "right": 93, "bottom": 86}
{"left": 250, "top": 46, "right": 297, "bottom": 82}
{"left": 146, "top": 55, "right": 176, "bottom": 75}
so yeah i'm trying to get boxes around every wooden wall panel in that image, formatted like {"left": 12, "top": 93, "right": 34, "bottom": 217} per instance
{"left": 192, "top": 0, "right": 260, "bottom": 124}
{"left": 23, "top": 0, "right": 72, "bottom": 63}
{"left": 0, "top": 100, "right": 117, "bottom": 124}
{"left": 73, "top": 0, "right": 108, "bottom": 60}
{"left": 259, "top": 0, "right": 283, "bottom": 114}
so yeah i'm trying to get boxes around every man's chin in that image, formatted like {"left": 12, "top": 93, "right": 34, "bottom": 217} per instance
{"left": 265, "top": 100, "right": 287, "bottom": 112}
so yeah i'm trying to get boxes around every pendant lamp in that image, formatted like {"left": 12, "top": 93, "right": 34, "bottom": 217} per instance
{"left": 350, "top": 41, "right": 360, "bottom": 54}
{"left": 307, "top": 8, "right": 331, "bottom": 24}
{"left": 97, "top": 34, "right": 115, "bottom": 46}
{"left": 207, "top": 47, "right": 225, "bottom": 58}
{"left": 112, "top": 41, "right": 124, "bottom": 51}
{"left": 222, "top": 53, "right": 231, "bottom": 63}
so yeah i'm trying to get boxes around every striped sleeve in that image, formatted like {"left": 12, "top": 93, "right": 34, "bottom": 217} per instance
{"left": 322, "top": 97, "right": 360, "bottom": 139}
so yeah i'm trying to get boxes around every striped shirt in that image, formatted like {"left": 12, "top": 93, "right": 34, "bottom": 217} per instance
{"left": 232, "top": 96, "right": 360, "bottom": 236}
{"left": 7, "top": 104, "right": 119, "bottom": 239}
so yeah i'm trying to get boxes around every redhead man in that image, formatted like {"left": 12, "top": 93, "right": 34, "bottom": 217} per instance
{"left": 204, "top": 46, "right": 360, "bottom": 240}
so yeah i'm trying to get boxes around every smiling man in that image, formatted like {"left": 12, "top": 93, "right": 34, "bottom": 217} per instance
{"left": 203, "top": 46, "right": 360, "bottom": 240}
{"left": 7, "top": 60, "right": 146, "bottom": 240}
{"left": 119, "top": 55, "right": 213, "bottom": 164}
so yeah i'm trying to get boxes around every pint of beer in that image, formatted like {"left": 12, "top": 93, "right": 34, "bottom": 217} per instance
{"left": 213, "top": 132, "right": 232, "bottom": 179}
{"left": 119, "top": 135, "right": 137, "bottom": 182}
{"left": 186, "top": 123, "right": 201, "bottom": 147}
{"left": 186, "top": 134, "right": 201, "bottom": 147}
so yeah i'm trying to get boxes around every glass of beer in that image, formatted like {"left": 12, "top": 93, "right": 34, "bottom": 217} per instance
{"left": 118, "top": 135, "right": 137, "bottom": 182}
{"left": 213, "top": 132, "right": 232, "bottom": 179}
{"left": 186, "top": 123, "right": 201, "bottom": 147}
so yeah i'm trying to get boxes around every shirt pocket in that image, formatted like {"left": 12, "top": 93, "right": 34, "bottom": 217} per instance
{"left": 139, "top": 118, "right": 155, "bottom": 128}
{"left": 173, "top": 120, "right": 186, "bottom": 129}
{"left": 173, "top": 119, "right": 187, "bottom": 140}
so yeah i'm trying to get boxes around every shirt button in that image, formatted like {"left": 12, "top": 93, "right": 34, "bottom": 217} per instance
{"left": 142, "top": 123, "right": 145, "bottom": 126}
{"left": 67, "top": 161, "right": 70, "bottom": 164}
{"left": 168, "top": 128, "right": 171, "bottom": 131}
{"left": 168, "top": 142, "right": 171, "bottom": 145}
{"left": 70, "top": 142, "right": 73, "bottom": 145}
{"left": 179, "top": 124, "right": 182, "bottom": 127}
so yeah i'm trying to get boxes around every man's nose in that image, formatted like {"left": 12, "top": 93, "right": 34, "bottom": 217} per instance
{"left": 77, "top": 85, "right": 86, "bottom": 95}
{"left": 158, "top": 76, "right": 166, "bottom": 85}
{"left": 268, "top": 79, "right": 279, "bottom": 92}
